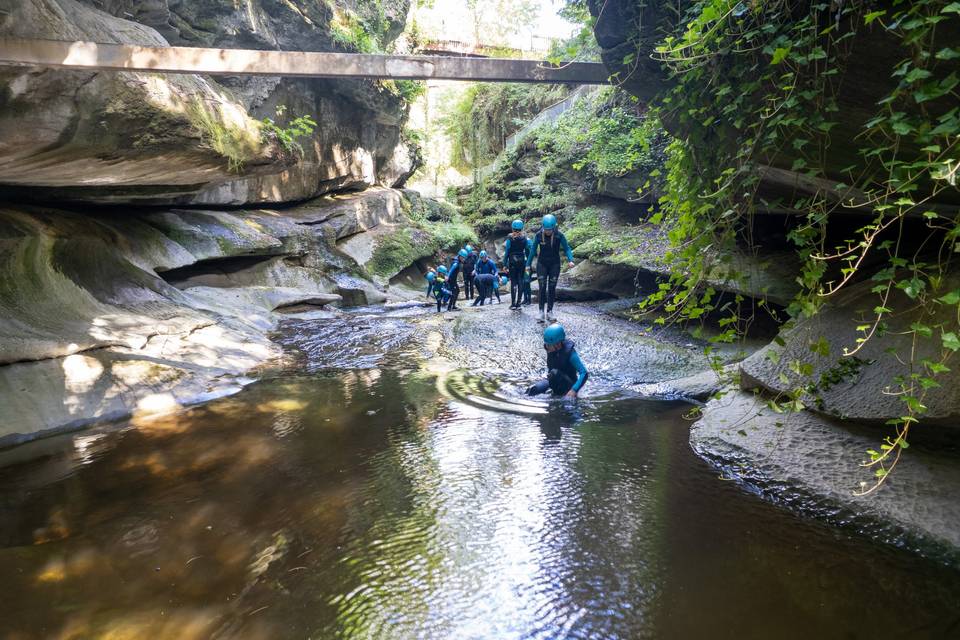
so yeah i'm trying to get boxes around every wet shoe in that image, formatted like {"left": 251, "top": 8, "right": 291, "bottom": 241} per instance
{"left": 538, "top": 310, "right": 546, "bottom": 323}
{"left": 546, "top": 311, "right": 556, "bottom": 322}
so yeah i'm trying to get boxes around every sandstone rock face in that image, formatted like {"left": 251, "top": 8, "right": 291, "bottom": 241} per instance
{"left": 0, "top": 0, "right": 418, "bottom": 205}
{"left": 692, "top": 390, "right": 960, "bottom": 560}
{"left": 739, "top": 273, "right": 960, "bottom": 427}
{"left": 0, "top": 0, "right": 281, "bottom": 199}
{"left": 0, "top": 187, "right": 424, "bottom": 444}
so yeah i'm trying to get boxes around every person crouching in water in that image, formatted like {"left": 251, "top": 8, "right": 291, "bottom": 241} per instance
{"left": 430, "top": 266, "right": 451, "bottom": 312}
{"left": 471, "top": 250, "right": 498, "bottom": 306}
{"left": 526, "top": 323, "right": 588, "bottom": 399}
{"left": 504, "top": 219, "right": 531, "bottom": 310}
{"left": 526, "top": 213, "right": 575, "bottom": 323}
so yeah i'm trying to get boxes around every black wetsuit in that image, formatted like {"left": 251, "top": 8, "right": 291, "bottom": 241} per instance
{"left": 527, "top": 230, "right": 574, "bottom": 313}
{"left": 505, "top": 234, "right": 529, "bottom": 307}
{"left": 462, "top": 252, "right": 477, "bottom": 300}
{"left": 526, "top": 339, "right": 589, "bottom": 396}
{"left": 446, "top": 258, "right": 462, "bottom": 310}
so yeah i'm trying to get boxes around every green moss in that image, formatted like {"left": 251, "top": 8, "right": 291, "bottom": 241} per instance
{"left": 185, "top": 98, "right": 262, "bottom": 172}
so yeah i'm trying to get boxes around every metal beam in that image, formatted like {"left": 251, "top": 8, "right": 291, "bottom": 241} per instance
{"left": 0, "top": 37, "right": 609, "bottom": 84}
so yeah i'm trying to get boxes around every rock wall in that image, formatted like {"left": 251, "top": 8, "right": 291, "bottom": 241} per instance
{"left": 0, "top": 0, "right": 418, "bottom": 205}
{"left": 0, "top": 188, "right": 433, "bottom": 445}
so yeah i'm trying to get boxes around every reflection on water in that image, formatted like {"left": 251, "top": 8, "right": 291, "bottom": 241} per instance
{"left": 0, "top": 309, "right": 959, "bottom": 639}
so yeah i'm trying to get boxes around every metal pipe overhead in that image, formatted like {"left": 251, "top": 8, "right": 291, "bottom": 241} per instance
{"left": 0, "top": 37, "right": 609, "bottom": 84}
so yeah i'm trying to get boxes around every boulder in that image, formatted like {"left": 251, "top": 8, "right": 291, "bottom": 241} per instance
{"left": 692, "top": 389, "right": 960, "bottom": 559}
{"left": 740, "top": 272, "right": 960, "bottom": 427}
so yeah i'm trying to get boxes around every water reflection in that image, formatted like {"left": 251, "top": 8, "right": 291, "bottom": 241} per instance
{"left": 0, "top": 313, "right": 959, "bottom": 639}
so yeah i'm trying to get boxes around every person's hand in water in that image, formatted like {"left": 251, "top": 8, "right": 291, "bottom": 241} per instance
{"left": 567, "top": 261, "right": 575, "bottom": 269}
{"left": 565, "top": 390, "right": 577, "bottom": 400}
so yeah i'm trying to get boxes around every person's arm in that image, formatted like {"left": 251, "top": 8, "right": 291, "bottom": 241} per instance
{"left": 526, "top": 235, "right": 538, "bottom": 267}
{"left": 504, "top": 238, "right": 511, "bottom": 256}
{"left": 426, "top": 281, "right": 432, "bottom": 297}
{"left": 568, "top": 351, "right": 588, "bottom": 395}
{"left": 560, "top": 233, "right": 575, "bottom": 264}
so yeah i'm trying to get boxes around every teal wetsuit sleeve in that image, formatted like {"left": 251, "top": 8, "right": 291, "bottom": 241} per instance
{"left": 526, "top": 235, "right": 538, "bottom": 267}
{"left": 560, "top": 233, "right": 574, "bottom": 262}
{"left": 504, "top": 238, "right": 511, "bottom": 255}
{"left": 569, "top": 350, "right": 588, "bottom": 392}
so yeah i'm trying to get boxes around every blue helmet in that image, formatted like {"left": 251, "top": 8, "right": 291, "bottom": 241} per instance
{"left": 437, "top": 265, "right": 448, "bottom": 275}
{"left": 542, "top": 214, "right": 557, "bottom": 230}
{"left": 426, "top": 272, "right": 436, "bottom": 282}
{"left": 479, "top": 250, "right": 488, "bottom": 259}
{"left": 465, "top": 245, "right": 473, "bottom": 253}
{"left": 543, "top": 323, "right": 565, "bottom": 346}
{"left": 458, "top": 248, "right": 468, "bottom": 258}
{"left": 512, "top": 219, "right": 524, "bottom": 231}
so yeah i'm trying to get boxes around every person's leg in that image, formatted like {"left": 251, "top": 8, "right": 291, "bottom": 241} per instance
{"left": 523, "top": 280, "right": 531, "bottom": 305}
{"left": 536, "top": 263, "right": 549, "bottom": 312}
{"left": 448, "top": 282, "right": 460, "bottom": 310}
{"left": 546, "top": 263, "right": 561, "bottom": 313}
{"left": 509, "top": 263, "right": 523, "bottom": 307}
{"left": 526, "top": 379, "right": 552, "bottom": 395}
{"left": 547, "top": 368, "right": 575, "bottom": 395}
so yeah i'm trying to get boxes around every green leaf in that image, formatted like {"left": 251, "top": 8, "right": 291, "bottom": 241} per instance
{"left": 942, "top": 332, "right": 960, "bottom": 352}
{"left": 771, "top": 47, "right": 791, "bottom": 65}
{"left": 864, "top": 10, "right": 886, "bottom": 24}
{"left": 939, "top": 289, "right": 960, "bottom": 305}
{"left": 944, "top": 3, "right": 960, "bottom": 15}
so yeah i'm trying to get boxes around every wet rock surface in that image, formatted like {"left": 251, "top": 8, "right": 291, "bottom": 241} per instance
{"left": 0, "top": 188, "right": 433, "bottom": 445}
{"left": 692, "top": 389, "right": 960, "bottom": 562}
{"left": 739, "top": 272, "right": 960, "bottom": 427}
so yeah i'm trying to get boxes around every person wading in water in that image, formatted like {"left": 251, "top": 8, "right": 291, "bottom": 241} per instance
{"left": 525, "top": 213, "right": 575, "bottom": 323}
{"left": 504, "top": 219, "right": 531, "bottom": 311}
{"left": 526, "top": 323, "right": 588, "bottom": 399}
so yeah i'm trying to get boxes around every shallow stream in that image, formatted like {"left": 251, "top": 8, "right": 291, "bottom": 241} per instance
{"left": 1, "top": 304, "right": 958, "bottom": 639}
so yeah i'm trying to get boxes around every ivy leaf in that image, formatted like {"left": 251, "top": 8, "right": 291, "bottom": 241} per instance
{"left": 942, "top": 332, "right": 960, "bottom": 352}
{"left": 936, "top": 47, "right": 960, "bottom": 60}
{"left": 771, "top": 47, "right": 791, "bottom": 65}
{"left": 864, "top": 10, "right": 886, "bottom": 24}
{"left": 939, "top": 289, "right": 960, "bottom": 305}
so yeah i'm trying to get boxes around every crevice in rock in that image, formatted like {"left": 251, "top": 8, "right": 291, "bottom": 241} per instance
{"left": 156, "top": 254, "right": 285, "bottom": 289}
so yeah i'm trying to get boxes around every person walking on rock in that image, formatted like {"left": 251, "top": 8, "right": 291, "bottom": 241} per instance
{"left": 446, "top": 250, "right": 466, "bottom": 311}
{"left": 462, "top": 245, "right": 477, "bottom": 301}
{"left": 526, "top": 323, "right": 588, "bottom": 399}
{"left": 504, "top": 219, "right": 531, "bottom": 311}
{"left": 526, "top": 213, "right": 575, "bottom": 323}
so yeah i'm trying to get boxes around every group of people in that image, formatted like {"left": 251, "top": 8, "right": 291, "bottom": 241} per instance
{"left": 423, "top": 213, "right": 589, "bottom": 399}
{"left": 424, "top": 214, "right": 576, "bottom": 324}
{"left": 425, "top": 247, "right": 523, "bottom": 311}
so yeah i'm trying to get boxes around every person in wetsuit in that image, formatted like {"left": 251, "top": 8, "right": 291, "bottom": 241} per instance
{"left": 526, "top": 213, "right": 575, "bottom": 323}
{"left": 471, "top": 250, "right": 498, "bottom": 306}
{"left": 526, "top": 323, "right": 588, "bottom": 399}
{"left": 446, "top": 250, "right": 466, "bottom": 311}
{"left": 504, "top": 219, "right": 532, "bottom": 310}
{"left": 462, "top": 245, "right": 477, "bottom": 301}
{"left": 431, "top": 266, "right": 451, "bottom": 312}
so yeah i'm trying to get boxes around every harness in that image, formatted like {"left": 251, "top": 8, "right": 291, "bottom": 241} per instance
{"left": 507, "top": 235, "right": 527, "bottom": 267}
{"left": 546, "top": 339, "right": 578, "bottom": 380}
{"left": 536, "top": 231, "right": 563, "bottom": 265}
